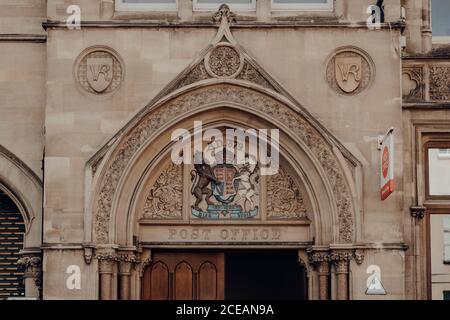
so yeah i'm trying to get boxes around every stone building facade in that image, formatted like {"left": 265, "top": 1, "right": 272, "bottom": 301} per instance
{"left": 0, "top": 0, "right": 449, "bottom": 300}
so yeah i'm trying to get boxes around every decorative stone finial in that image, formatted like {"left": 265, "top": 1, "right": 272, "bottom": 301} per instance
{"left": 213, "top": 4, "right": 236, "bottom": 24}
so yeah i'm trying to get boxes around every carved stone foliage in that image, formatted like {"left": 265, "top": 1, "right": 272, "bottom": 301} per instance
{"left": 430, "top": 65, "right": 450, "bottom": 101}
{"left": 326, "top": 47, "right": 374, "bottom": 95}
{"left": 142, "top": 163, "right": 183, "bottom": 220}
{"left": 236, "top": 62, "right": 277, "bottom": 91}
{"left": 402, "top": 66, "right": 424, "bottom": 101}
{"left": 267, "top": 167, "right": 308, "bottom": 220}
{"left": 75, "top": 46, "right": 124, "bottom": 95}
{"left": 94, "top": 84, "right": 354, "bottom": 244}
{"left": 175, "top": 63, "right": 210, "bottom": 90}
{"left": 17, "top": 255, "right": 42, "bottom": 288}
{"left": 212, "top": 4, "right": 236, "bottom": 23}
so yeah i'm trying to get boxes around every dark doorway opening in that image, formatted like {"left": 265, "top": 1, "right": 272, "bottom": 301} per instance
{"left": 225, "top": 251, "right": 307, "bottom": 300}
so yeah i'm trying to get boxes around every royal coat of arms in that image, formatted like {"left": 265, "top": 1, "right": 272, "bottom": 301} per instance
{"left": 190, "top": 153, "right": 259, "bottom": 220}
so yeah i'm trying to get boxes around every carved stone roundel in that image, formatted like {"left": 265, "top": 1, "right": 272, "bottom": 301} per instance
{"left": 75, "top": 46, "right": 124, "bottom": 95}
{"left": 205, "top": 44, "right": 243, "bottom": 78}
{"left": 326, "top": 47, "right": 374, "bottom": 96}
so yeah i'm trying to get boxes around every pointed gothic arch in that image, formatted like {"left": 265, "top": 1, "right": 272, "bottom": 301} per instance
{"left": 0, "top": 144, "right": 42, "bottom": 299}
{"left": 85, "top": 5, "right": 364, "bottom": 300}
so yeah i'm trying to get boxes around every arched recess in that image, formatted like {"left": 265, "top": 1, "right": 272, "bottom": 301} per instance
{"left": 87, "top": 82, "right": 361, "bottom": 248}
{"left": 0, "top": 145, "right": 42, "bottom": 298}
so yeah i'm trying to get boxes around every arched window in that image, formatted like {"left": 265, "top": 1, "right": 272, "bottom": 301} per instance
{"left": 0, "top": 189, "right": 25, "bottom": 299}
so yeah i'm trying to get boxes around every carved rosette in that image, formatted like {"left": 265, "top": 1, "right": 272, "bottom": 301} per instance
{"left": 142, "top": 163, "right": 183, "bottom": 219}
{"left": 94, "top": 85, "right": 355, "bottom": 243}
{"left": 430, "top": 65, "right": 450, "bottom": 101}
{"left": 402, "top": 66, "right": 424, "bottom": 101}
{"left": 267, "top": 167, "right": 308, "bottom": 219}
{"left": 17, "top": 255, "right": 42, "bottom": 288}
{"left": 205, "top": 44, "right": 244, "bottom": 79}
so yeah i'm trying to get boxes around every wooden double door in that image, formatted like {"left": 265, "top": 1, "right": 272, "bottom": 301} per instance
{"left": 142, "top": 252, "right": 225, "bottom": 300}
{"left": 142, "top": 250, "right": 307, "bottom": 300}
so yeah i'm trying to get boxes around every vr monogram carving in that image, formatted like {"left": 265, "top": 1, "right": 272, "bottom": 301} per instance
{"left": 75, "top": 47, "right": 124, "bottom": 95}
{"left": 326, "top": 47, "right": 374, "bottom": 95}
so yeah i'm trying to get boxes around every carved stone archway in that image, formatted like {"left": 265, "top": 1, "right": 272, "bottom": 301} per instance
{"left": 85, "top": 5, "right": 364, "bottom": 300}
{"left": 0, "top": 145, "right": 42, "bottom": 299}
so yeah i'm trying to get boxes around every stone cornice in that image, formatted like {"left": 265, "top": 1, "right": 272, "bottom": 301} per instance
{"left": 0, "top": 34, "right": 46, "bottom": 43}
{"left": 42, "top": 20, "right": 405, "bottom": 31}
{"left": 403, "top": 103, "right": 450, "bottom": 110}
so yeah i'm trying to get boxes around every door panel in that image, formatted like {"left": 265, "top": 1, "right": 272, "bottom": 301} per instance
{"left": 147, "top": 261, "right": 169, "bottom": 300}
{"left": 174, "top": 262, "right": 193, "bottom": 300}
{"left": 142, "top": 252, "right": 224, "bottom": 300}
{"left": 198, "top": 262, "right": 218, "bottom": 300}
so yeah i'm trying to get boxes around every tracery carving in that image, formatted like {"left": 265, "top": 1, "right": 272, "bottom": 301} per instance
{"left": 206, "top": 45, "right": 243, "bottom": 78}
{"left": 267, "top": 167, "right": 307, "bottom": 220}
{"left": 94, "top": 84, "right": 354, "bottom": 244}
{"left": 142, "top": 163, "right": 183, "bottom": 219}
{"left": 402, "top": 66, "right": 424, "bottom": 101}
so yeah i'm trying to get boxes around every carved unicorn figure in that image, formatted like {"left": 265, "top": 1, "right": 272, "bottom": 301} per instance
{"left": 232, "top": 157, "right": 259, "bottom": 211}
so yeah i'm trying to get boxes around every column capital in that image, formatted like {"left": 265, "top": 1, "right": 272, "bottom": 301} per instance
{"left": 17, "top": 252, "right": 42, "bottom": 288}
{"left": 410, "top": 205, "right": 426, "bottom": 220}
{"left": 330, "top": 250, "right": 352, "bottom": 274}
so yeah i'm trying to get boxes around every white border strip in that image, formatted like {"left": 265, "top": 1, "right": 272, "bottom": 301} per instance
{"left": 116, "top": 0, "right": 179, "bottom": 12}
{"left": 271, "top": 0, "right": 333, "bottom": 12}
{"left": 193, "top": 0, "right": 256, "bottom": 12}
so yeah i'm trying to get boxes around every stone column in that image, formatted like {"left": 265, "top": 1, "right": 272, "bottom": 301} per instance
{"left": 118, "top": 261, "right": 132, "bottom": 300}
{"left": 96, "top": 251, "right": 118, "bottom": 300}
{"left": 330, "top": 251, "right": 352, "bottom": 300}
{"left": 411, "top": 206, "right": 427, "bottom": 299}
{"left": 17, "top": 252, "right": 42, "bottom": 299}
{"left": 117, "top": 251, "right": 137, "bottom": 300}
{"left": 308, "top": 251, "right": 330, "bottom": 300}
{"left": 421, "top": 0, "right": 432, "bottom": 53}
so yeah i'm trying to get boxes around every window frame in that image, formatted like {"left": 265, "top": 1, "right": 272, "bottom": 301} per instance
{"left": 115, "top": 0, "right": 179, "bottom": 12}
{"left": 431, "top": 0, "right": 450, "bottom": 44}
{"left": 193, "top": 0, "right": 256, "bottom": 12}
{"left": 425, "top": 141, "right": 450, "bottom": 201}
{"left": 271, "top": 0, "right": 333, "bottom": 12}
